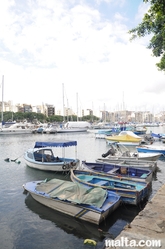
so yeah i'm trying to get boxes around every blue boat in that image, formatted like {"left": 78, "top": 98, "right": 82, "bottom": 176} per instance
{"left": 151, "top": 132, "right": 162, "bottom": 139}
{"left": 70, "top": 169, "right": 151, "bottom": 206}
{"left": 81, "top": 161, "right": 153, "bottom": 183}
{"left": 23, "top": 178, "right": 121, "bottom": 225}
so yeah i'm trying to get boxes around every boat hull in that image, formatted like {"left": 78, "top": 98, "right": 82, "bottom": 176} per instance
{"left": 56, "top": 128, "right": 87, "bottom": 133}
{"left": 137, "top": 146, "right": 165, "bottom": 155}
{"left": 70, "top": 170, "right": 151, "bottom": 206}
{"left": 81, "top": 161, "right": 153, "bottom": 183}
{"left": 24, "top": 155, "right": 79, "bottom": 172}
{"left": 95, "top": 158, "right": 157, "bottom": 173}
{"left": 0, "top": 129, "right": 32, "bottom": 135}
{"left": 23, "top": 180, "right": 121, "bottom": 225}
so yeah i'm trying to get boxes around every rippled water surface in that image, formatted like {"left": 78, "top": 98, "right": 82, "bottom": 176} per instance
{"left": 0, "top": 127, "right": 165, "bottom": 249}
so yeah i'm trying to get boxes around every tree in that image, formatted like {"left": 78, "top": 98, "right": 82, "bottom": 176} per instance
{"left": 129, "top": 0, "right": 165, "bottom": 71}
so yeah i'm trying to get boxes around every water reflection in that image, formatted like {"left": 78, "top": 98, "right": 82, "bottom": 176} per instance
{"left": 24, "top": 191, "right": 145, "bottom": 242}
{"left": 25, "top": 194, "right": 105, "bottom": 241}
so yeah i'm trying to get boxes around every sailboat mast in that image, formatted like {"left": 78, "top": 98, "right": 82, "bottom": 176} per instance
{"left": 1, "top": 75, "right": 4, "bottom": 124}
{"left": 77, "top": 92, "right": 78, "bottom": 121}
{"left": 62, "top": 83, "right": 65, "bottom": 122}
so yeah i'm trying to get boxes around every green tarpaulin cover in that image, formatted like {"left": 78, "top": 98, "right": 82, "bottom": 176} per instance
{"left": 36, "top": 179, "right": 107, "bottom": 208}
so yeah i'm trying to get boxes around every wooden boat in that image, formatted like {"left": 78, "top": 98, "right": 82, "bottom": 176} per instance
{"left": 105, "top": 131, "right": 142, "bottom": 146}
{"left": 23, "top": 178, "right": 121, "bottom": 225}
{"left": 24, "top": 140, "right": 80, "bottom": 172}
{"left": 137, "top": 145, "right": 165, "bottom": 155}
{"left": 100, "top": 142, "right": 161, "bottom": 162}
{"left": 80, "top": 161, "right": 153, "bottom": 183}
{"left": 95, "top": 158, "right": 157, "bottom": 173}
{"left": 70, "top": 169, "right": 151, "bottom": 206}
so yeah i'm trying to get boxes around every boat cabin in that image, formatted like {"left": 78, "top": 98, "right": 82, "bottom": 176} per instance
{"left": 32, "top": 148, "right": 61, "bottom": 162}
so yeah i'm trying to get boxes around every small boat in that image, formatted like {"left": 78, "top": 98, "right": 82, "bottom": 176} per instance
{"left": 0, "top": 122, "right": 34, "bottom": 135}
{"left": 105, "top": 131, "right": 142, "bottom": 146}
{"left": 70, "top": 169, "right": 151, "bottom": 206}
{"left": 23, "top": 178, "right": 121, "bottom": 225}
{"left": 56, "top": 121, "right": 89, "bottom": 133}
{"left": 95, "top": 158, "right": 157, "bottom": 173}
{"left": 24, "top": 140, "right": 80, "bottom": 172}
{"left": 137, "top": 144, "right": 165, "bottom": 155}
{"left": 132, "top": 126, "right": 147, "bottom": 135}
{"left": 56, "top": 127, "right": 88, "bottom": 133}
{"left": 150, "top": 132, "right": 162, "bottom": 140}
{"left": 43, "top": 124, "right": 57, "bottom": 134}
{"left": 95, "top": 129, "right": 113, "bottom": 139}
{"left": 99, "top": 143, "right": 161, "bottom": 162}
{"left": 80, "top": 161, "right": 153, "bottom": 183}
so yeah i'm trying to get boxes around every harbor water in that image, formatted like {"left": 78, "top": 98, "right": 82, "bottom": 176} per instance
{"left": 1, "top": 126, "right": 165, "bottom": 249}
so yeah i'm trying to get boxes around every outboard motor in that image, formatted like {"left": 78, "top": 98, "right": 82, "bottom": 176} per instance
{"left": 133, "top": 152, "right": 138, "bottom": 157}
{"left": 102, "top": 147, "right": 115, "bottom": 158}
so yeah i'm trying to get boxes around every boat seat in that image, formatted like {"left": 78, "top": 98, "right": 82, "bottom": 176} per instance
{"left": 107, "top": 168, "right": 118, "bottom": 174}
{"left": 140, "top": 173, "right": 148, "bottom": 178}
{"left": 34, "top": 153, "right": 48, "bottom": 162}
{"left": 96, "top": 180, "right": 109, "bottom": 186}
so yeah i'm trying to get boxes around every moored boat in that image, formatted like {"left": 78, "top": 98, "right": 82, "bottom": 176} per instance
{"left": 0, "top": 122, "right": 34, "bottom": 135}
{"left": 80, "top": 161, "right": 153, "bottom": 183}
{"left": 105, "top": 131, "right": 142, "bottom": 146}
{"left": 137, "top": 144, "right": 165, "bottom": 155}
{"left": 23, "top": 178, "right": 121, "bottom": 225}
{"left": 24, "top": 140, "right": 80, "bottom": 172}
{"left": 70, "top": 169, "right": 151, "bottom": 206}
{"left": 100, "top": 142, "right": 161, "bottom": 162}
{"left": 95, "top": 158, "right": 157, "bottom": 173}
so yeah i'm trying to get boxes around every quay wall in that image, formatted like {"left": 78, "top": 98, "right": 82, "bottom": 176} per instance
{"left": 106, "top": 183, "right": 165, "bottom": 249}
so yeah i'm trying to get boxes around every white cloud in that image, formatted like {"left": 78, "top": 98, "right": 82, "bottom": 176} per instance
{"left": 0, "top": 0, "right": 164, "bottom": 117}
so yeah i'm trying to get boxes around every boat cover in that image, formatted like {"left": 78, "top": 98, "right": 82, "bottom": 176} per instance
{"left": 106, "top": 134, "right": 141, "bottom": 142}
{"left": 34, "top": 140, "right": 77, "bottom": 148}
{"left": 36, "top": 179, "right": 107, "bottom": 208}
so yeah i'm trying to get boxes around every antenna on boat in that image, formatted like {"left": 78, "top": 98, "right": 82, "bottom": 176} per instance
{"left": 1, "top": 75, "right": 4, "bottom": 125}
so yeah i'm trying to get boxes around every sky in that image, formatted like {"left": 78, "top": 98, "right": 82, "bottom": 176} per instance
{"left": 0, "top": 0, "right": 165, "bottom": 117}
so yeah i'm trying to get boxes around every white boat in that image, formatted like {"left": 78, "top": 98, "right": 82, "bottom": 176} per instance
{"left": 100, "top": 143, "right": 162, "bottom": 162}
{"left": 95, "top": 129, "right": 112, "bottom": 139}
{"left": 23, "top": 178, "right": 121, "bottom": 225}
{"left": 24, "top": 140, "right": 80, "bottom": 172}
{"left": 0, "top": 122, "right": 34, "bottom": 135}
{"left": 56, "top": 121, "right": 89, "bottom": 133}
{"left": 43, "top": 124, "right": 57, "bottom": 134}
{"left": 56, "top": 127, "right": 88, "bottom": 133}
{"left": 137, "top": 144, "right": 165, "bottom": 155}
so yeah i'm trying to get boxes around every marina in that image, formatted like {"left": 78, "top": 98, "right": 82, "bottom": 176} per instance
{"left": 1, "top": 126, "right": 165, "bottom": 248}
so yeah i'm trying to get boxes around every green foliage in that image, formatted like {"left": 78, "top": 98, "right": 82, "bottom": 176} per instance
{"left": 129, "top": 0, "right": 165, "bottom": 71}
{"left": 2, "top": 112, "right": 99, "bottom": 123}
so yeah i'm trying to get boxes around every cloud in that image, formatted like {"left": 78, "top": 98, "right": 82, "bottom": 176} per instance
{"left": 0, "top": 0, "right": 164, "bottom": 117}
